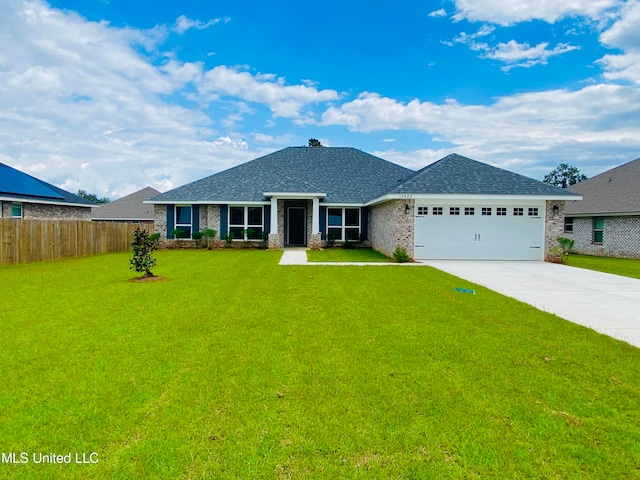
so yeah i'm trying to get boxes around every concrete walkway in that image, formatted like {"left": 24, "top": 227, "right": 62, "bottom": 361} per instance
{"left": 280, "top": 250, "right": 640, "bottom": 348}
{"left": 422, "top": 261, "right": 640, "bottom": 348}
{"left": 278, "top": 249, "right": 422, "bottom": 266}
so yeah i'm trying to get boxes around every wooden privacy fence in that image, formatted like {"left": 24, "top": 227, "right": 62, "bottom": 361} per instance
{"left": 0, "top": 219, "right": 152, "bottom": 265}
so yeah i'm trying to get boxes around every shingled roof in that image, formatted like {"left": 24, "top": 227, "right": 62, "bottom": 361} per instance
{"left": 150, "top": 149, "right": 580, "bottom": 205}
{"left": 0, "top": 162, "right": 94, "bottom": 206}
{"left": 92, "top": 187, "right": 160, "bottom": 221}
{"left": 150, "top": 147, "right": 414, "bottom": 204}
{"left": 390, "top": 154, "right": 579, "bottom": 197}
{"left": 566, "top": 158, "right": 640, "bottom": 216}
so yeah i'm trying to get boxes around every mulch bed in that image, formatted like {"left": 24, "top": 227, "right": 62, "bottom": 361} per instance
{"left": 128, "top": 276, "right": 168, "bottom": 283}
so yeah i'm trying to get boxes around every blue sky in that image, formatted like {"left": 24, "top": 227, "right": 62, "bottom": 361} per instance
{"left": 1, "top": 0, "right": 639, "bottom": 198}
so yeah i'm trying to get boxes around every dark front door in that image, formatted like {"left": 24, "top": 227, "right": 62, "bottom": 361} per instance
{"left": 287, "top": 207, "right": 306, "bottom": 246}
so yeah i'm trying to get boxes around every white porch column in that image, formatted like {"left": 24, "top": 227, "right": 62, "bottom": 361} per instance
{"left": 312, "top": 197, "right": 320, "bottom": 233}
{"left": 270, "top": 196, "right": 278, "bottom": 233}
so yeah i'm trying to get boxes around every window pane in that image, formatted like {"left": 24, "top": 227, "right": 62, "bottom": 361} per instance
{"left": 176, "top": 206, "right": 191, "bottom": 224}
{"left": 513, "top": 208, "right": 523, "bottom": 216}
{"left": 247, "top": 227, "right": 263, "bottom": 239}
{"left": 594, "top": 230, "right": 603, "bottom": 243}
{"left": 497, "top": 208, "right": 506, "bottom": 216}
{"left": 248, "top": 207, "right": 262, "bottom": 226}
{"left": 345, "top": 228, "right": 360, "bottom": 241}
{"left": 328, "top": 227, "right": 342, "bottom": 241}
{"left": 464, "top": 207, "right": 474, "bottom": 215}
{"left": 564, "top": 217, "right": 574, "bottom": 232}
{"left": 230, "top": 207, "right": 244, "bottom": 226}
{"left": 328, "top": 208, "right": 343, "bottom": 226}
{"left": 594, "top": 218, "right": 604, "bottom": 229}
{"left": 450, "top": 207, "right": 460, "bottom": 215}
{"left": 229, "top": 227, "right": 243, "bottom": 239}
{"left": 11, "top": 203, "right": 22, "bottom": 218}
{"left": 433, "top": 207, "right": 443, "bottom": 215}
{"left": 345, "top": 209, "right": 359, "bottom": 226}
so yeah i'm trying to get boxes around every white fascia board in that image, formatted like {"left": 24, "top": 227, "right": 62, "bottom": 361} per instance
{"left": 263, "top": 192, "right": 327, "bottom": 199}
{"left": 145, "top": 200, "right": 270, "bottom": 205}
{"left": 0, "top": 196, "right": 93, "bottom": 208}
{"left": 366, "top": 193, "right": 582, "bottom": 206}
{"left": 568, "top": 211, "right": 640, "bottom": 218}
{"left": 321, "top": 202, "right": 365, "bottom": 207}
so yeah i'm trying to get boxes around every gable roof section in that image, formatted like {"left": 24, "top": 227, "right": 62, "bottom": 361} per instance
{"left": 150, "top": 147, "right": 414, "bottom": 204}
{"left": 92, "top": 187, "right": 161, "bottom": 220}
{"left": 566, "top": 158, "right": 640, "bottom": 216}
{"left": 0, "top": 162, "right": 94, "bottom": 206}
{"left": 389, "top": 154, "right": 580, "bottom": 197}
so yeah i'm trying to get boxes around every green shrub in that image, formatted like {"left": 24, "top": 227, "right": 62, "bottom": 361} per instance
{"left": 224, "top": 232, "right": 234, "bottom": 248}
{"left": 148, "top": 233, "right": 160, "bottom": 244}
{"left": 557, "top": 237, "right": 575, "bottom": 254}
{"left": 172, "top": 229, "right": 187, "bottom": 240}
{"left": 392, "top": 246, "right": 410, "bottom": 263}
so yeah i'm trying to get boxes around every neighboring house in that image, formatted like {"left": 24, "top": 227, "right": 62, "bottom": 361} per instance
{"left": 147, "top": 147, "right": 580, "bottom": 261}
{"left": 92, "top": 187, "right": 160, "bottom": 223}
{"left": 565, "top": 158, "right": 640, "bottom": 259}
{"left": 0, "top": 162, "right": 94, "bottom": 220}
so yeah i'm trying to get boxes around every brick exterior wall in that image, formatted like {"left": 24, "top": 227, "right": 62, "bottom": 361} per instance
{"left": 1, "top": 201, "right": 91, "bottom": 220}
{"left": 370, "top": 199, "right": 415, "bottom": 259}
{"left": 544, "top": 200, "right": 565, "bottom": 262}
{"left": 565, "top": 215, "right": 640, "bottom": 259}
{"left": 154, "top": 205, "right": 168, "bottom": 239}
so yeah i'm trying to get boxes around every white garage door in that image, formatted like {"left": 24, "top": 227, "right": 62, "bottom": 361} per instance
{"left": 414, "top": 203, "right": 545, "bottom": 260}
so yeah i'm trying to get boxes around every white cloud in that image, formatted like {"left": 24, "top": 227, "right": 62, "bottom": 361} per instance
{"left": 445, "top": 26, "right": 578, "bottom": 69}
{"left": 451, "top": 0, "right": 623, "bottom": 25}
{"left": 173, "top": 15, "right": 222, "bottom": 35}
{"left": 483, "top": 40, "right": 580, "bottom": 70}
{"left": 197, "top": 65, "right": 340, "bottom": 119}
{"left": 428, "top": 9, "right": 447, "bottom": 18}
{"left": 597, "top": 1, "right": 640, "bottom": 84}
{"left": 321, "top": 85, "right": 640, "bottom": 174}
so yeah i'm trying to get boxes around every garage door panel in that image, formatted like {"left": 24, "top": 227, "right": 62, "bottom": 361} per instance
{"left": 414, "top": 203, "right": 544, "bottom": 261}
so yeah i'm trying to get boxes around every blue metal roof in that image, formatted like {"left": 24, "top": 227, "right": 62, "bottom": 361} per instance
{"left": 0, "top": 163, "right": 64, "bottom": 199}
{"left": 0, "top": 162, "right": 95, "bottom": 205}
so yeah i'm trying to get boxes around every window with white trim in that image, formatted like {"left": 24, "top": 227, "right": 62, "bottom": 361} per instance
{"left": 450, "top": 207, "right": 460, "bottom": 215}
{"left": 496, "top": 208, "right": 507, "bottom": 216}
{"left": 433, "top": 207, "right": 443, "bottom": 215}
{"left": 564, "top": 217, "right": 574, "bottom": 233}
{"left": 593, "top": 217, "right": 604, "bottom": 244}
{"left": 174, "top": 205, "right": 192, "bottom": 238}
{"left": 482, "top": 207, "right": 492, "bottom": 216}
{"left": 327, "top": 207, "right": 360, "bottom": 241}
{"left": 528, "top": 207, "right": 539, "bottom": 217}
{"left": 12, "top": 202, "right": 23, "bottom": 219}
{"left": 229, "top": 206, "right": 264, "bottom": 240}
{"left": 464, "top": 207, "right": 475, "bottom": 215}
{"left": 513, "top": 208, "right": 523, "bottom": 216}
{"left": 417, "top": 206, "right": 428, "bottom": 215}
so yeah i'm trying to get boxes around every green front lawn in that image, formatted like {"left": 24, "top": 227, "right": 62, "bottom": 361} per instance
{"left": 307, "top": 247, "right": 392, "bottom": 262}
{"left": 565, "top": 254, "right": 640, "bottom": 279}
{"left": 1, "top": 250, "right": 639, "bottom": 479}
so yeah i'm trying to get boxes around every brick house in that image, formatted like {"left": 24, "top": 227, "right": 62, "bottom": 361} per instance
{"left": 0, "top": 162, "right": 94, "bottom": 220}
{"left": 565, "top": 158, "right": 640, "bottom": 259}
{"left": 147, "top": 147, "right": 580, "bottom": 261}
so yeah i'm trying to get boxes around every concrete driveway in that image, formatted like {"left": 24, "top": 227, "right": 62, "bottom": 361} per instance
{"left": 421, "top": 261, "right": 640, "bottom": 348}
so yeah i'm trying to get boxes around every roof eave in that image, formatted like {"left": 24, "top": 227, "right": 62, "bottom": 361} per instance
{"left": 366, "top": 193, "right": 583, "bottom": 206}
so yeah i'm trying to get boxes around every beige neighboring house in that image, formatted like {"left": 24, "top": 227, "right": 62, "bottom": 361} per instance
{"left": 0, "top": 162, "right": 94, "bottom": 220}
{"left": 92, "top": 187, "right": 160, "bottom": 224}
{"left": 565, "top": 158, "right": 640, "bottom": 259}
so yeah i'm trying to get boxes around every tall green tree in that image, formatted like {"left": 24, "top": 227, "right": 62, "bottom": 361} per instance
{"left": 308, "top": 138, "right": 323, "bottom": 147}
{"left": 77, "top": 189, "right": 111, "bottom": 204}
{"left": 543, "top": 164, "right": 587, "bottom": 188}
